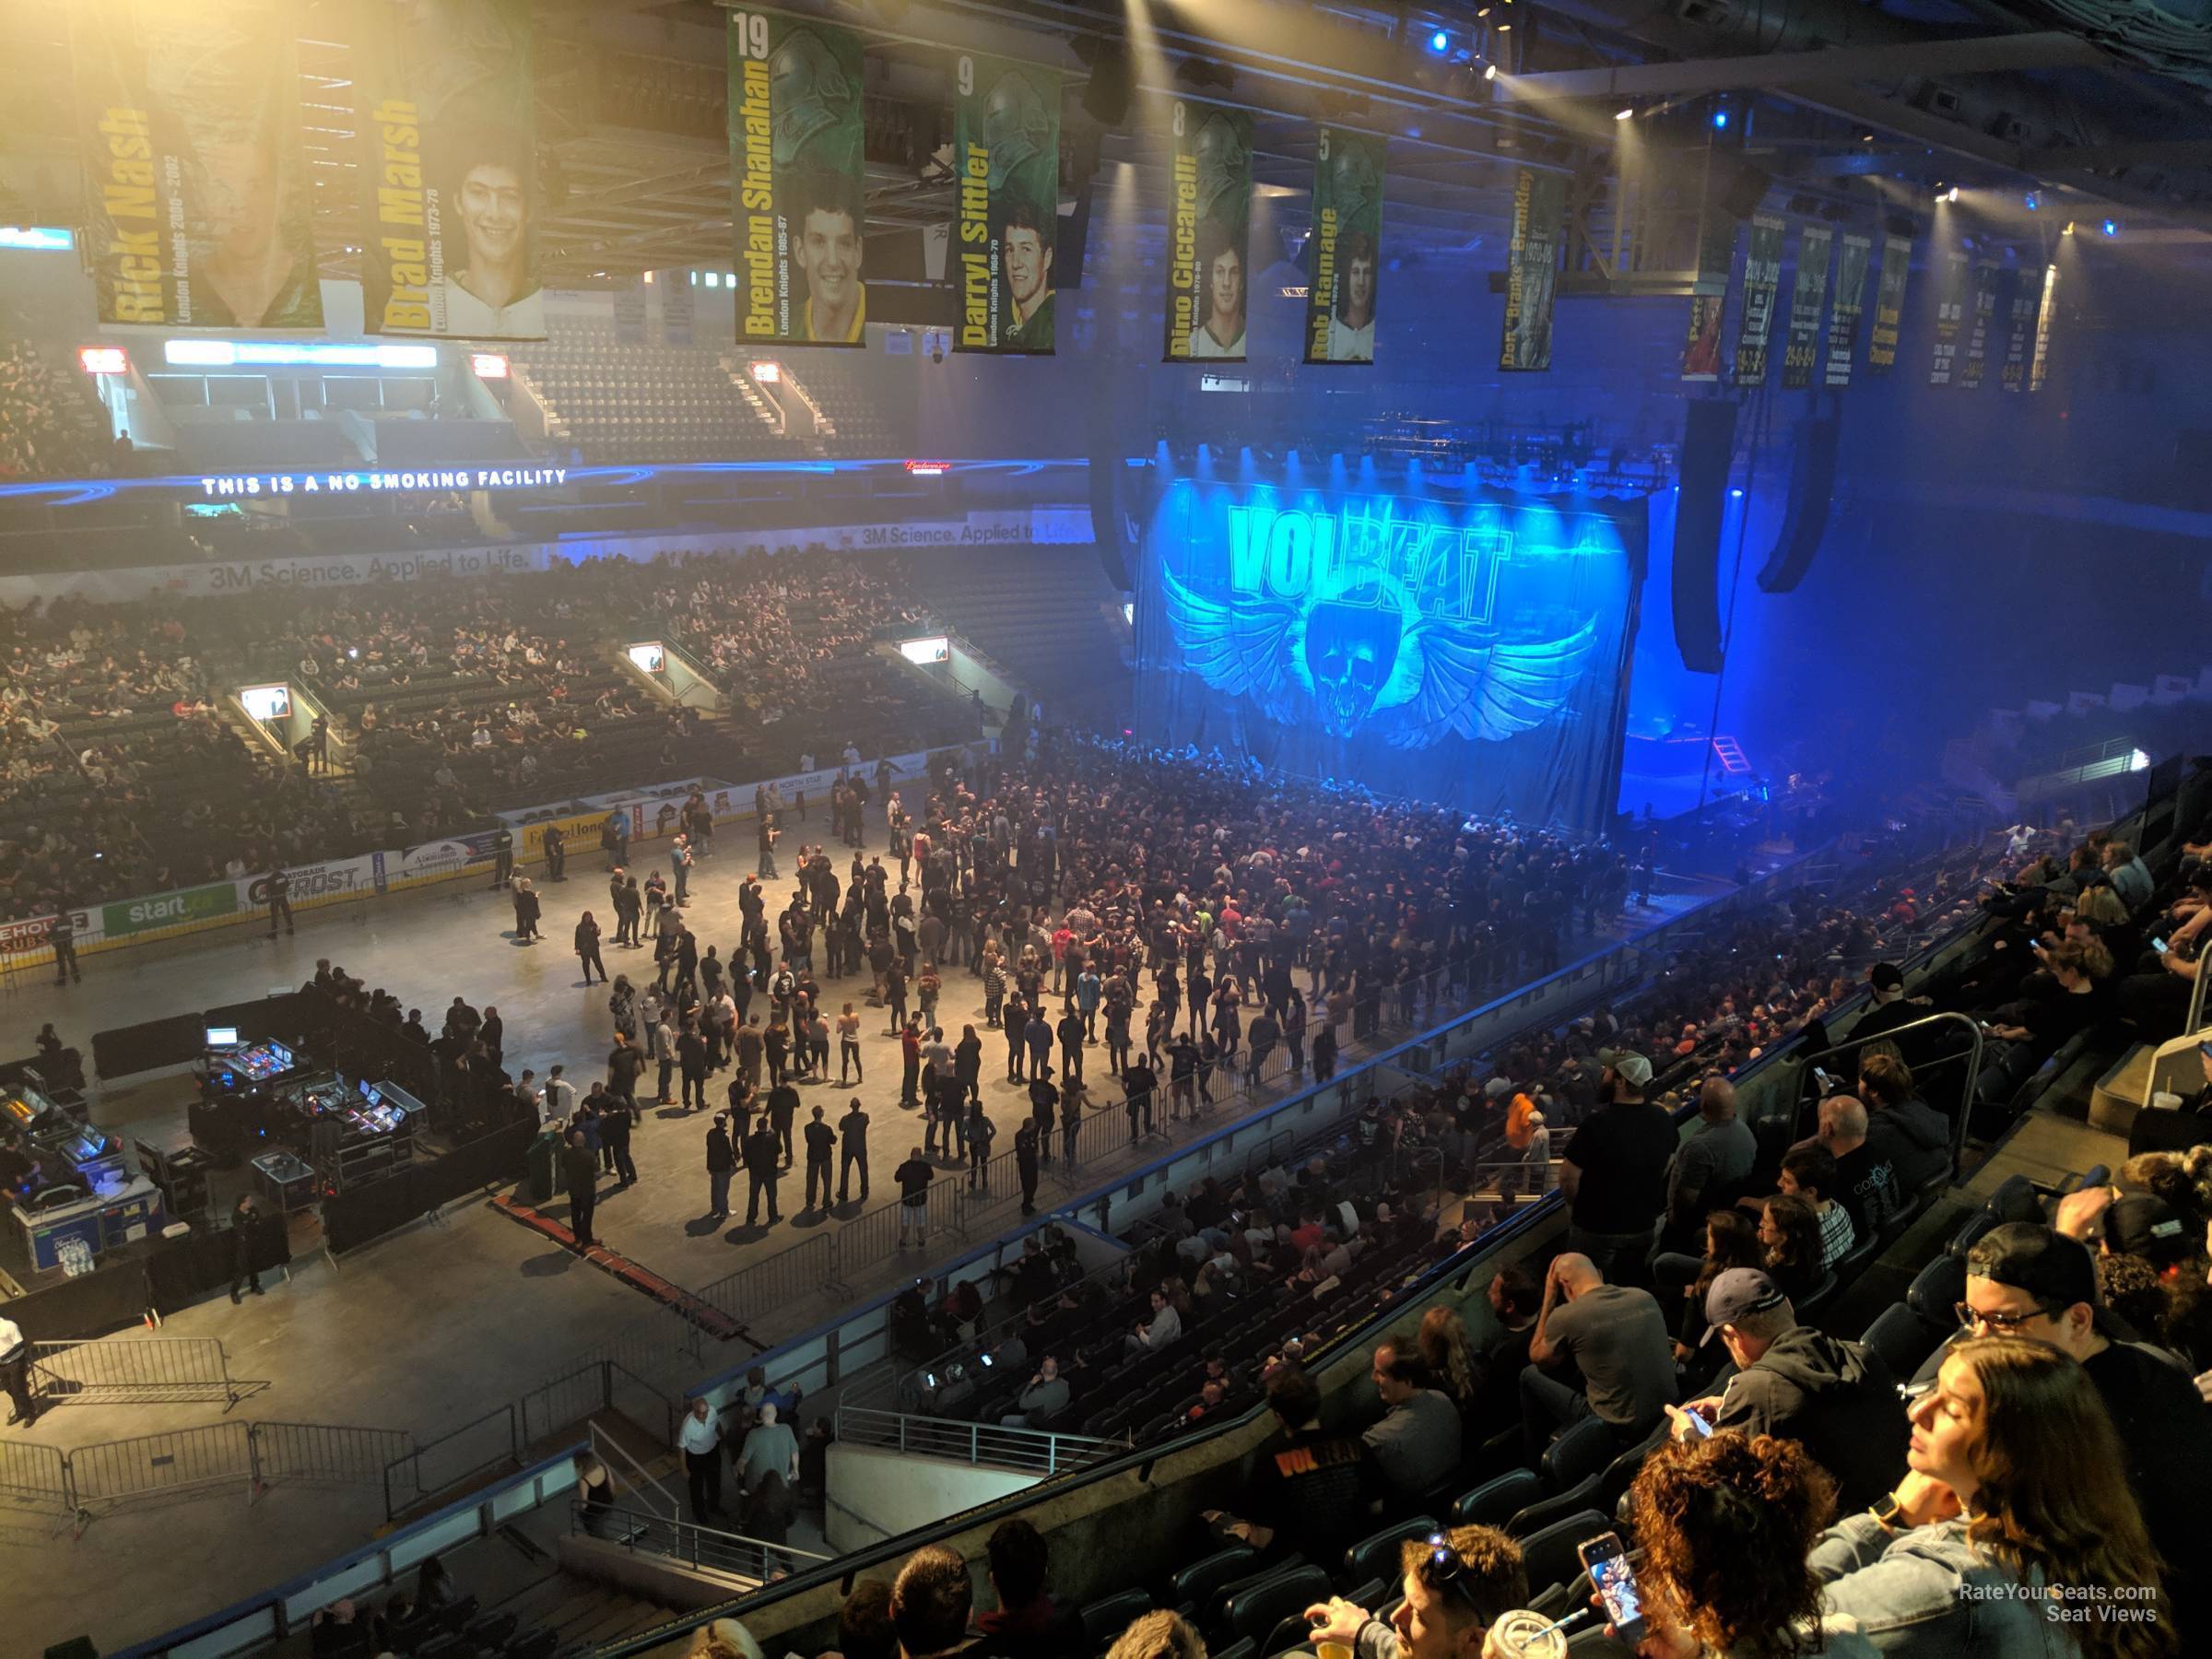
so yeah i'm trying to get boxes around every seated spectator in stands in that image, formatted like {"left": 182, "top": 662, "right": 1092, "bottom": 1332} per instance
{"left": 1813, "top": 1336, "right": 2173, "bottom": 1653}
{"left": 1982, "top": 937, "right": 2112, "bottom": 1054}
{"left": 2102, "top": 840, "right": 2155, "bottom": 914}
{"left": 892, "top": 1545, "right": 982, "bottom": 1659}
{"left": 1301, "top": 1524, "right": 1527, "bottom": 1659}
{"left": 1203, "top": 1365, "right": 1378, "bottom": 1566}
{"left": 1559, "top": 1051, "right": 1673, "bottom": 1286}
{"left": 1469, "top": 1265, "right": 1540, "bottom": 1433}
{"left": 1655, "top": 1207, "right": 1761, "bottom": 1356}
{"left": 1625, "top": 1432, "right": 1876, "bottom": 1659}
{"left": 1812, "top": 1097, "right": 1902, "bottom": 1238}
{"left": 1522, "top": 1252, "right": 1677, "bottom": 1456}
{"left": 1757, "top": 1194, "right": 1829, "bottom": 1302}
{"left": 687, "top": 1617, "right": 764, "bottom": 1659}
{"left": 823, "top": 1580, "right": 896, "bottom": 1659}
{"left": 1842, "top": 961, "right": 1928, "bottom": 1066}
{"left": 1858, "top": 1053, "right": 1952, "bottom": 1194}
{"left": 1671, "top": 1269, "right": 1904, "bottom": 1511}
{"left": 1916, "top": 1223, "right": 2211, "bottom": 1640}
{"left": 1362, "top": 1338, "right": 1463, "bottom": 1500}
{"left": 1772, "top": 1146, "right": 1855, "bottom": 1269}
{"left": 1417, "top": 1304, "right": 1480, "bottom": 1428}
{"left": 1124, "top": 1288, "right": 1182, "bottom": 1355}
{"left": 973, "top": 1518, "right": 1081, "bottom": 1658}
{"left": 1103, "top": 1610, "right": 1204, "bottom": 1659}
{"left": 1664, "top": 1075, "right": 1756, "bottom": 1252}
{"left": 1001, "top": 1355, "right": 1068, "bottom": 1429}
{"left": 308, "top": 1599, "right": 362, "bottom": 1657}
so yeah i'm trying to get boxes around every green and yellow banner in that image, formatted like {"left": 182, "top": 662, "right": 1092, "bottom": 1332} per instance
{"left": 1500, "top": 170, "right": 1564, "bottom": 373}
{"left": 952, "top": 54, "right": 1061, "bottom": 355}
{"left": 70, "top": 0, "right": 324, "bottom": 330}
{"left": 1165, "top": 103, "right": 1253, "bottom": 362}
{"left": 1822, "top": 232, "right": 1872, "bottom": 388}
{"left": 1304, "top": 127, "right": 1385, "bottom": 365}
{"left": 1866, "top": 233, "right": 1912, "bottom": 373}
{"left": 1733, "top": 214, "right": 1785, "bottom": 389}
{"left": 1959, "top": 264, "right": 1998, "bottom": 390}
{"left": 352, "top": 0, "right": 540, "bottom": 339}
{"left": 1929, "top": 252, "right": 1970, "bottom": 385}
{"left": 728, "top": 9, "right": 868, "bottom": 347}
{"left": 1780, "top": 226, "right": 1832, "bottom": 391}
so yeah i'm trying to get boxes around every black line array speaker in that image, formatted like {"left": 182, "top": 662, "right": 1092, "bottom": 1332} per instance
{"left": 1756, "top": 416, "right": 1841, "bottom": 593}
{"left": 1672, "top": 397, "right": 1738, "bottom": 673}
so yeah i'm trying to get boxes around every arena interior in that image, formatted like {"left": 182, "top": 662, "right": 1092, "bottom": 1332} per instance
{"left": 3, "top": 1, "right": 2212, "bottom": 1657}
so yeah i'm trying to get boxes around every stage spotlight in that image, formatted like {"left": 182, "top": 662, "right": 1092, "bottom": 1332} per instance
{"left": 2023, "top": 190, "right": 2040, "bottom": 210}
{"left": 1614, "top": 106, "right": 1633, "bottom": 122}
{"left": 1712, "top": 108, "right": 1729, "bottom": 130}
{"left": 2102, "top": 218, "right": 2118, "bottom": 237}
{"left": 2063, "top": 220, "right": 2076, "bottom": 235}
{"left": 1429, "top": 28, "right": 1450, "bottom": 53}
{"left": 1945, "top": 186, "right": 1959, "bottom": 203}
{"left": 1484, "top": 63, "right": 1498, "bottom": 79}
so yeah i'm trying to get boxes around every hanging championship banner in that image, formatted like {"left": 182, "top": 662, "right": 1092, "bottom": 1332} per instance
{"left": 1304, "top": 127, "right": 1384, "bottom": 364}
{"left": 728, "top": 9, "right": 867, "bottom": 347}
{"left": 1959, "top": 263, "right": 1998, "bottom": 389}
{"left": 1866, "top": 233, "right": 1912, "bottom": 373}
{"left": 952, "top": 54, "right": 1060, "bottom": 354}
{"left": 70, "top": 0, "right": 324, "bottom": 329}
{"left": 2030, "top": 263, "right": 2058, "bottom": 392}
{"left": 352, "top": 0, "right": 540, "bottom": 339}
{"left": 1500, "top": 169, "right": 1564, "bottom": 373}
{"left": 1929, "top": 253, "right": 1970, "bottom": 385}
{"left": 1822, "top": 232, "right": 1872, "bottom": 388}
{"left": 1680, "top": 209, "right": 1734, "bottom": 383}
{"left": 1999, "top": 270, "right": 2038, "bottom": 393}
{"left": 1733, "top": 214, "right": 1786, "bottom": 388}
{"left": 660, "top": 269, "right": 693, "bottom": 347}
{"left": 1165, "top": 103, "right": 1253, "bottom": 362}
{"left": 1780, "top": 226, "right": 1832, "bottom": 390}
{"left": 613, "top": 276, "right": 646, "bottom": 345}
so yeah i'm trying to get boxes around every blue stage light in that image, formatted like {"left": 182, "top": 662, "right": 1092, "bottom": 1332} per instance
{"left": 1429, "top": 27, "right": 1450, "bottom": 52}
{"left": 2023, "top": 191, "right": 2039, "bottom": 210}
{"left": 1712, "top": 109, "right": 1729, "bottom": 130}
{"left": 2101, "top": 219, "right": 2119, "bottom": 237}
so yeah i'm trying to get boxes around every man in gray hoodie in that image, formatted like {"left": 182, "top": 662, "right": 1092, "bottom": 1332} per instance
{"left": 1671, "top": 1268, "right": 1907, "bottom": 1511}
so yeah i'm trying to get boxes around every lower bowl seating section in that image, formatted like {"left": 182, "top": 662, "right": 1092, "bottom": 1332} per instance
{"left": 512, "top": 338, "right": 804, "bottom": 462}
{"left": 899, "top": 547, "right": 1128, "bottom": 710}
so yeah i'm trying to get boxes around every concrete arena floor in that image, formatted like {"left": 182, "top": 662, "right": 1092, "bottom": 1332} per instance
{"left": 0, "top": 794, "right": 1696, "bottom": 1653}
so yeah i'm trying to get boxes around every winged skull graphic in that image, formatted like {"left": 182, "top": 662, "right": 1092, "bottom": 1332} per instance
{"left": 1160, "top": 565, "right": 1597, "bottom": 748}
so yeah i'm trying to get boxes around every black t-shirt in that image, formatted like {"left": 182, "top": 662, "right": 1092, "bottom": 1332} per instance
{"left": 896, "top": 1158, "right": 934, "bottom": 1201}
{"left": 1564, "top": 1100, "right": 1677, "bottom": 1234}
{"left": 1830, "top": 1140, "right": 1901, "bottom": 1235}
{"left": 1241, "top": 1424, "right": 1379, "bottom": 1564}
{"left": 805, "top": 1121, "right": 835, "bottom": 1161}
{"left": 2083, "top": 1339, "right": 2212, "bottom": 1642}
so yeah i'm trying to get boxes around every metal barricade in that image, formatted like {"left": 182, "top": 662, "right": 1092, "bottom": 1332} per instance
{"left": 520, "top": 1359, "right": 611, "bottom": 1448}
{"left": 29, "top": 1335, "right": 241, "bottom": 1409}
{"left": 66, "top": 1420, "right": 257, "bottom": 1514}
{"left": 253, "top": 1421, "right": 416, "bottom": 1493}
{"left": 580, "top": 1501, "right": 833, "bottom": 1582}
{"left": 0, "top": 1437, "right": 71, "bottom": 1515}
{"left": 384, "top": 1403, "right": 519, "bottom": 1520}
{"left": 833, "top": 1405, "right": 1124, "bottom": 1477}
{"left": 695, "top": 1232, "right": 835, "bottom": 1328}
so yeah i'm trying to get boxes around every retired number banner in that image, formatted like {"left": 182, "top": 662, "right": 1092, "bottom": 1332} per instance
{"left": 2030, "top": 264, "right": 2058, "bottom": 393}
{"left": 1305, "top": 127, "right": 1384, "bottom": 364}
{"left": 1733, "top": 214, "right": 1785, "bottom": 389}
{"left": 952, "top": 54, "right": 1060, "bottom": 355}
{"left": 2000, "top": 270, "right": 2038, "bottom": 393}
{"left": 729, "top": 9, "right": 867, "bottom": 347}
{"left": 1500, "top": 170, "right": 1564, "bottom": 372}
{"left": 1866, "top": 233, "right": 1912, "bottom": 373}
{"left": 1822, "top": 232, "right": 1872, "bottom": 388}
{"left": 353, "top": 0, "right": 539, "bottom": 339}
{"left": 1929, "top": 253, "right": 1970, "bottom": 385}
{"left": 1959, "top": 264, "right": 1999, "bottom": 390}
{"left": 1781, "top": 226, "right": 1832, "bottom": 390}
{"left": 1165, "top": 102, "right": 1253, "bottom": 362}
{"left": 70, "top": 0, "right": 324, "bottom": 330}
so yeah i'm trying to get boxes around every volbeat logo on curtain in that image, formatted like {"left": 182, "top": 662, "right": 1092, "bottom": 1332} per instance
{"left": 1164, "top": 103, "right": 1253, "bottom": 363}
{"left": 951, "top": 53, "right": 1060, "bottom": 354}
{"left": 70, "top": 0, "right": 324, "bottom": 330}
{"left": 1732, "top": 216, "right": 1786, "bottom": 388}
{"left": 727, "top": 8, "right": 868, "bottom": 347}
{"left": 1304, "top": 127, "right": 1385, "bottom": 365}
{"left": 1500, "top": 170, "right": 1564, "bottom": 373}
{"left": 1780, "top": 226, "right": 1833, "bottom": 390}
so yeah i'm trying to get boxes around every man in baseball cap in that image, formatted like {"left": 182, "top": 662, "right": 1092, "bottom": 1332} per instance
{"left": 1669, "top": 1268, "right": 1906, "bottom": 1509}
{"left": 1559, "top": 1050, "right": 1670, "bottom": 1286}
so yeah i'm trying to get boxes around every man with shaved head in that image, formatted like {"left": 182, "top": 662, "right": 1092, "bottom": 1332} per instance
{"left": 1815, "top": 1093, "right": 1902, "bottom": 1236}
{"left": 1521, "top": 1250, "right": 1677, "bottom": 1456}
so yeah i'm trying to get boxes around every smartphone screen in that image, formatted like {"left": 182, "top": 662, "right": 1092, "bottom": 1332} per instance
{"left": 1578, "top": 1533, "right": 1648, "bottom": 1642}
{"left": 2154, "top": 938, "right": 2171, "bottom": 955}
{"left": 1685, "top": 1407, "right": 1715, "bottom": 1437}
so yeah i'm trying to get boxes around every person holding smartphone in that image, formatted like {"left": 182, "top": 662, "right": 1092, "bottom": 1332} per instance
{"left": 1301, "top": 1524, "right": 1527, "bottom": 1659}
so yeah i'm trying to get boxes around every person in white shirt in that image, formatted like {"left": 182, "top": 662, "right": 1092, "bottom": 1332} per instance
{"left": 1124, "top": 1288, "right": 1184, "bottom": 1354}
{"left": 1, "top": 1313, "right": 37, "bottom": 1427}
{"left": 542, "top": 1064, "right": 577, "bottom": 1124}
{"left": 677, "top": 1396, "right": 725, "bottom": 1520}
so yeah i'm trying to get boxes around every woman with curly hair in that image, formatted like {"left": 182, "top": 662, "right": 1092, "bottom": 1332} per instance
{"left": 1622, "top": 1430, "right": 1873, "bottom": 1657}
{"left": 1812, "top": 1335, "right": 2175, "bottom": 1657}
{"left": 1417, "top": 1303, "right": 1481, "bottom": 1422}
